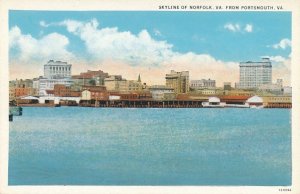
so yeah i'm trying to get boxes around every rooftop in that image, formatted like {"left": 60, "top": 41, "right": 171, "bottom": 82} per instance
{"left": 45, "top": 60, "right": 71, "bottom": 66}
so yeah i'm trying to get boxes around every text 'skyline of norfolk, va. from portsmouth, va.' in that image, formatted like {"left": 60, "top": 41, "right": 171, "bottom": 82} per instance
{"left": 158, "top": 5, "right": 281, "bottom": 11}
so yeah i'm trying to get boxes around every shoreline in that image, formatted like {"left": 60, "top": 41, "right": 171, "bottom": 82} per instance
{"left": 15, "top": 103, "right": 291, "bottom": 109}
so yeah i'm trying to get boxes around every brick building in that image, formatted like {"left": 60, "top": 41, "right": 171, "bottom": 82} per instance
{"left": 53, "top": 84, "right": 81, "bottom": 97}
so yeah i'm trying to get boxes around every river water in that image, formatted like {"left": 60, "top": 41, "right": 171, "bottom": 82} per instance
{"left": 9, "top": 107, "right": 291, "bottom": 185}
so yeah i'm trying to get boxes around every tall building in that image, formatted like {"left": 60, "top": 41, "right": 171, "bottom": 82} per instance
{"left": 239, "top": 58, "right": 272, "bottom": 89}
{"left": 166, "top": 70, "right": 189, "bottom": 93}
{"left": 44, "top": 60, "right": 72, "bottom": 79}
{"left": 34, "top": 60, "right": 73, "bottom": 96}
{"left": 190, "top": 79, "right": 216, "bottom": 90}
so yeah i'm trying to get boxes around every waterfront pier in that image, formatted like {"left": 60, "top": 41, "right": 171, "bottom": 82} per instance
{"left": 14, "top": 95, "right": 292, "bottom": 109}
{"left": 9, "top": 106, "right": 23, "bottom": 122}
{"left": 80, "top": 99, "right": 205, "bottom": 108}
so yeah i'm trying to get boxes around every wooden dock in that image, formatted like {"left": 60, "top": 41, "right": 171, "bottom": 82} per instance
{"left": 80, "top": 99, "right": 205, "bottom": 108}
{"left": 9, "top": 106, "right": 23, "bottom": 122}
{"left": 9, "top": 106, "right": 23, "bottom": 116}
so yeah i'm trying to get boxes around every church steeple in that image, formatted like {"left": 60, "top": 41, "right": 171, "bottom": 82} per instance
{"left": 138, "top": 74, "right": 141, "bottom": 82}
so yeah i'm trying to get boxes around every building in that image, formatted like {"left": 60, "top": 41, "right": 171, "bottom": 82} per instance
{"left": 72, "top": 70, "right": 109, "bottom": 88}
{"left": 104, "top": 75, "right": 126, "bottom": 91}
{"left": 238, "top": 58, "right": 272, "bottom": 89}
{"left": 35, "top": 77, "right": 73, "bottom": 96}
{"left": 81, "top": 90, "right": 109, "bottom": 101}
{"left": 246, "top": 96, "right": 264, "bottom": 107}
{"left": 165, "top": 70, "right": 189, "bottom": 93}
{"left": 262, "top": 96, "right": 292, "bottom": 108}
{"left": 190, "top": 79, "right": 216, "bottom": 90}
{"left": 276, "top": 79, "right": 283, "bottom": 87}
{"left": 283, "top": 86, "right": 292, "bottom": 96}
{"left": 44, "top": 60, "right": 72, "bottom": 79}
{"left": 9, "top": 79, "right": 33, "bottom": 88}
{"left": 82, "top": 85, "right": 107, "bottom": 92}
{"left": 53, "top": 84, "right": 81, "bottom": 97}
{"left": 223, "top": 89, "right": 255, "bottom": 96}
{"left": 10, "top": 87, "right": 36, "bottom": 100}
{"left": 219, "top": 95, "right": 249, "bottom": 105}
{"left": 15, "top": 87, "right": 36, "bottom": 97}
{"left": 198, "top": 89, "right": 217, "bottom": 95}
{"left": 81, "top": 85, "right": 108, "bottom": 101}
{"left": 34, "top": 61, "right": 73, "bottom": 96}
{"left": 104, "top": 75, "right": 143, "bottom": 92}
{"left": 223, "top": 82, "right": 232, "bottom": 90}
{"left": 9, "top": 87, "right": 16, "bottom": 101}
{"left": 109, "top": 93, "right": 138, "bottom": 100}
{"left": 202, "top": 97, "right": 226, "bottom": 107}
{"left": 126, "top": 80, "right": 143, "bottom": 91}
{"left": 9, "top": 79, "right": 36, "bottom": 101}
{"left": 258, "top": 83, "right": 283, "bottom": 95}
{"left": 149, "top": 85, "right": 175, "bottom": 100}
{"left": 257, "top": 78, "right": 287, "bottom": 95}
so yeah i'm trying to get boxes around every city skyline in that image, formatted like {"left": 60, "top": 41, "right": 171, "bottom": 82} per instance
{"left": 9, "top": 11, "right": 291, "bottom": 86}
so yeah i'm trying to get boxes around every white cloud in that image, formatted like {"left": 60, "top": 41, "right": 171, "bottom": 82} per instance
{"left": 9, "top": 26, "right": 75, "bottom": 62}
{"left": 261, "top": 55, "right": 286, "bottom": 63}
{"left": 39, "top": 21, "right": 49, "bottom": 27}
{"left": 261, "top": 55, "right": 291, "bottom": 85}
{"left": 224, "top": 23, "right": 238, "bottom": 32}
{"left": 10, "top": 19, "right": 290, "bottom": 86}
{"left": 224, "top": 23, "right": 253, "bottom": 33}
{"left": 153, "top": 29, "right": 162, "bottom": 36}
{"left": 244, "top": 24, "right": 253, "bottom": 32}
{"left": 272, "top": 38, "right": 291, "bottom": 49}
{"left": 50, "top": 18, "right": 240, "bottom": 85}
{"left": 55, "top": 19, "right": 174, "bottom": 67}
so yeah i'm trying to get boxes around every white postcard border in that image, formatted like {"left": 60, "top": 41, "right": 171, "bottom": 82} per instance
{"left": 0, "top": 0, "right": 299, "bottom": 194}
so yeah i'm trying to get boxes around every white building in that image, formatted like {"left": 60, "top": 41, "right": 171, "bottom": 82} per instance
{"left": 190, "top": 79, "right": 216, "bottom": 89}
{"left": 238, "top": 58, "right": 272, "bottom": 89}
{"left": 34, "top": 61, "right": 73, "bottom": 96}
{"left": 202, "top": 97, "right": 226, "bottom": 107}
{"left": 246, "top": 95, "right": 263, "bottom": 108}
{"left": 36, "top": 78, "right": 73, "bottom": 96}
{"left": 44, "top": 60, "right": 72, "bottom": 79}
{"left": 283, "top": 86, "right": 292, "bottom": 96}
{"left": 258, "top": 83, "right": 283, "bottom": 95}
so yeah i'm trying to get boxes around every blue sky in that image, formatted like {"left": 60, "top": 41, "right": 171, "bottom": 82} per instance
{"left": 9, "top": 11, "right": 291, "bottom": 85}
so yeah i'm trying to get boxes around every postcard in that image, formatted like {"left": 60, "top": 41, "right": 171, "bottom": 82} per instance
{"left": 0, "top": 0, "right": 300, "bottom": 194}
